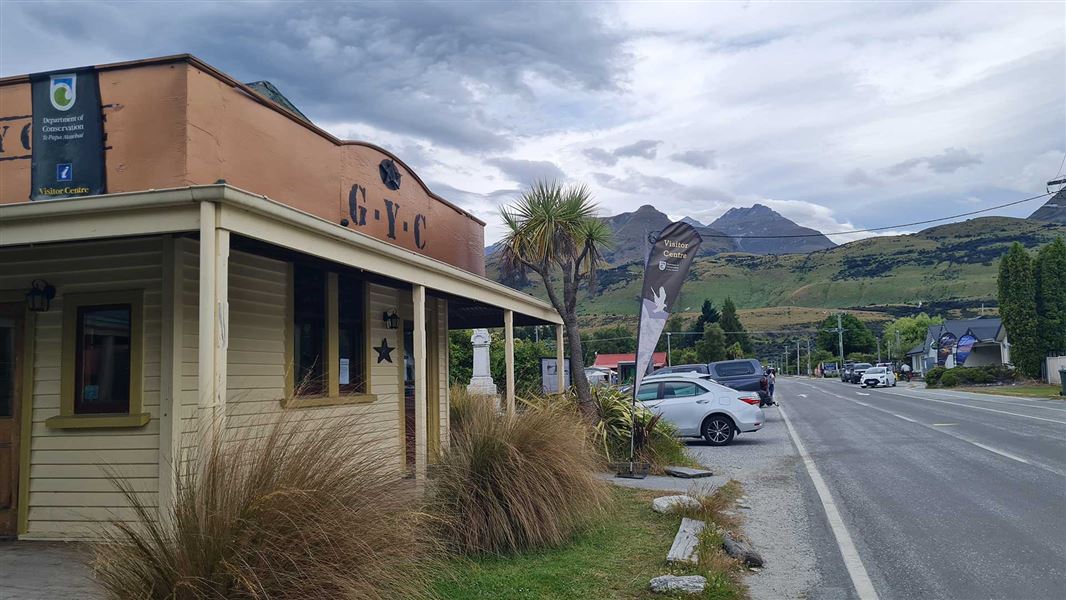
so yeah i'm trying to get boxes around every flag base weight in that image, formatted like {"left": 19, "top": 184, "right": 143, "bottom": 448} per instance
{"left": 613, "top": 461, "right": 651, "bottom": 479}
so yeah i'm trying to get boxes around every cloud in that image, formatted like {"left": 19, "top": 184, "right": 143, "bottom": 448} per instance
{"left": 582, "top": 147, "right": 619, "bottom": 166}
{"left": 886, "top": 147, "right": 983, "bottom": 176}
{"left": 844, "top": 168, "right": 879, "bottom": 187}
{"left": 612, "top": 139, "right": 661, "bottom": 159}
{"left": 670, "top": 150, "right": 717, "bottom": 169}
{"left": 2, "top": 1, "right": 1061, "bottom": 245}
{"left": 583, "top": 139, "right": 662, "bottom": 165}
{"left": 486, "top": 158, "right": 565, "bottom": 186}
{"left": 1, "top": 1, "right": 629, "bottom": 151}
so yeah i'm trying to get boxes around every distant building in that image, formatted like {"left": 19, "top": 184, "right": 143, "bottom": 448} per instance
{"left": 592, "top": 352, "right": 668, "bottom": 384}
{"left": 906, "top": 317, "right": 1009, "bottom": 374}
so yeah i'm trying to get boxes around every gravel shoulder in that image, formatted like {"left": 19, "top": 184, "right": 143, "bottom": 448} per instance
{"left": 685, "top": 383, "right": 856, "bottom": 600}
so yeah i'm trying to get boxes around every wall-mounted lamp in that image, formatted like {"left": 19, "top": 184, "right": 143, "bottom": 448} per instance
{"left": 26, "top": 279, "right": 56, "bottom": 312}
{"left": 382, "top": 309, "right": 399, "bottom": 330}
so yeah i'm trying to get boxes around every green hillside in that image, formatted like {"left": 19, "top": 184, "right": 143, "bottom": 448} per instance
{"left": 489, "top": 216, "right": 1066, "bottom": 316}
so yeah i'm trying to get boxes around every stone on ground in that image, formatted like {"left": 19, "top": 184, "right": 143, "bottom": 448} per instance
{"left": 664, "top": 466, "right": 714, "bottom": 478}
{"left": 652, "top": 494, "right": 701, "bottom": 514}
{"left": 667, "top": 517, "right": 705, "bottom": 564}
{"left": 650, "top": 574, "right": 707, "bottom": 594}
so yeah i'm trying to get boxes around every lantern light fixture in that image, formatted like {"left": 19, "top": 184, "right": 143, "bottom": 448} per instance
{"left": 382, "top": 309, "right": 399, "bottom": 330}
{"left": 26, "top": 279, "right": 56, "bottom": 312}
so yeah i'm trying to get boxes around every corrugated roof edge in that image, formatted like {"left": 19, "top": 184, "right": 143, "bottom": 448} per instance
{"left": 0, "top": 53, "right": 486, "bottom": 227}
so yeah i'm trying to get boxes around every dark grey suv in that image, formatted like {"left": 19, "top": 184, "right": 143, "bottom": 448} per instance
{"left": 652, "top": 359, "right": 765, "bottom": 392}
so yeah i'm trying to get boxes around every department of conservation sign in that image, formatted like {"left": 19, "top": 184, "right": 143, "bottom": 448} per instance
{"left": 29, "top": 68, "right": 106, "bottom": 200}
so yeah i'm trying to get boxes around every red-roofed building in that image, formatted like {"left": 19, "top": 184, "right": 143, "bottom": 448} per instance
{"left": 592, "top": 352, "right": 668, "bottom": 370}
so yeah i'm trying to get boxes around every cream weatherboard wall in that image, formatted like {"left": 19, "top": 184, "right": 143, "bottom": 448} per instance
{"left": 2, "top": 235, "right": 452, "bottom": 539}
{"left": 0, "top": 238, "right": 164, "bottom": 539}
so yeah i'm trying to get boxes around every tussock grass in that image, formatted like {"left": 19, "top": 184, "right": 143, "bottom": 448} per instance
{"left": 94, "top": 417, "right": 439, "bottom": 600}
{"left": 431, "top": 395, "right": 610, "bottom": 555}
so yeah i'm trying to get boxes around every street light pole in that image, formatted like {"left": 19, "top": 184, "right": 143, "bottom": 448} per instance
{"left": 797, "top": 342, "right": 801, "bottom": 376}
{"left": 806, "top": 338, "right": 811, "bottom": 377}
{"left": 877, "top": 337, "right": 882, "bottom": 363}
{"left": 666, "top": 332, "right": 672, "bottom": 366}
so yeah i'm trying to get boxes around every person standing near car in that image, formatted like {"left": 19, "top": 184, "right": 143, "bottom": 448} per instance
{"left": 768, "top": 368, "right": 777, "bottom": 404}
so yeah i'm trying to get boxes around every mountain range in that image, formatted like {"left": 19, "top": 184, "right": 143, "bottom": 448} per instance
{"left": 488, "top": 215, "right": 1066, "bottom": 317}
{"left": 486, "top": 203, "right": 837, "bottom": 264}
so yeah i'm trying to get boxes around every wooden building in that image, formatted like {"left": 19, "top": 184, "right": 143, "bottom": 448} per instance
{"left": 0, "top": 55, "right": 562, "bottom": 539}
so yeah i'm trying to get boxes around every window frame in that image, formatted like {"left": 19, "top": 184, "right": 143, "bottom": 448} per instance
{"left": 48, "top": 290, "right": 149, "bottom": 429}
{"left": 283, "top": 264, "right": 375, "bottom": 408}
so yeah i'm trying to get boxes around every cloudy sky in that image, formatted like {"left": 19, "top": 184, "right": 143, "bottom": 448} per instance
{"left": 3, "top": 1, "right": 1063, "bottom": 244}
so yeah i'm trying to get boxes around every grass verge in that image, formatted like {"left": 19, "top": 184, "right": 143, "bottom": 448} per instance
{"left": 431, "top": 485, "right": 749, "bottom": 600}
{"left": 959, "top": 384, "right": 1064, "bottom": 399}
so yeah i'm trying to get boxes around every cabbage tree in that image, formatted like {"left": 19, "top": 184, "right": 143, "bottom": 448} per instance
{"left": 500, "top": 181, "right": 611, "bottom": 412}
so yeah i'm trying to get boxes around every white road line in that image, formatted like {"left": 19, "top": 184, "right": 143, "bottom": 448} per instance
{"left": 778, "top": 401, "right": 880, "bottom": 600}
{"left": 856, "top": 392, "right": 870, "bottom": 396}
{"left": 879, "top": 390, "right": 1066, "bottom": 425}
{"left": 915, "top": 389, "right": 1066, "bottom": 413}
{"left": 970, "top": 442, "right": 1031, "bottom": 465}
{"left": 796, "top": 381, "right": 1066, "bottom": 477}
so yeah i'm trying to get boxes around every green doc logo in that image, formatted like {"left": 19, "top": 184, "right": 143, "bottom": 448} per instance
{"left": 49, "top": 73, "right": 76, "bottom": 111}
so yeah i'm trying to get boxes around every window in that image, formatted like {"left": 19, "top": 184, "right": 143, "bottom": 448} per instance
{"left": 50, "top": 290, "right": 147, "bottom": 429}
{"left": 293, "top": 266, "right": 326, "bottom": 395}
{"left": 636, "top": 383, "right": 660, "bottom": 401}
{"left": 661, "top": 381, "right": 700, "bottom": 398}
{"left": 338, "top": 275, "right": 366, "bottom": 393}
{"left": 286, "top": 265, "right": 374, "bottom": 406}
{"left": 74, "top": 305, "right": 132, "bottom": 414}
{"left": 714, "top": 361, "right": 756, "bottom": 377}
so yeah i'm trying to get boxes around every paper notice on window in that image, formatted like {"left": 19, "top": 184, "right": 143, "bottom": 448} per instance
{"left": 339, "top": 358, "right": 350, "bottom": 385}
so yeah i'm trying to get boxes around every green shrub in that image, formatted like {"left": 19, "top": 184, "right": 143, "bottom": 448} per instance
{"left": 925, "top": 366, "right": 946, "bottom": 386}
{"left": 928, "top": 364, "right": 1017, "bottom": 387}
{"left": 94, "top": 418, "right": 437, "bottom": 600}
{"left": 939, "top": 370, "right": 960, "bottom": 387}
{"left": 431, "top": 397, "right": 609, "bottom": 555}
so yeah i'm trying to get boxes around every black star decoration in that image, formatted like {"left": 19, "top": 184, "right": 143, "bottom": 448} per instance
{"left": 373, "top": 338, "right": 395, "bottom": 363}
{"left": 379, "top": 159, "right": 402, "bottom": 190}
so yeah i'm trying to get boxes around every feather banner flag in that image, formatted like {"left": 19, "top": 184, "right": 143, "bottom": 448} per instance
{"left": 628, "top": 221, "right": 702, "bottom": 466}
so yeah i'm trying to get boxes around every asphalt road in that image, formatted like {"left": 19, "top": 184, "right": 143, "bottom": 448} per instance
{"left": 780, "top": 377, "right": 1066, "bottom": 600}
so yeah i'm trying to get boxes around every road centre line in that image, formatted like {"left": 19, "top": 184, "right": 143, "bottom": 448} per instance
{"left": 877, "top": 389, "right": 1066, "bottom": 425}
{"left": 778, "top": 399, "right": 880, "bottom": 600}
{"left": 796, "top": 381, "right": 1063, "bottom": 475}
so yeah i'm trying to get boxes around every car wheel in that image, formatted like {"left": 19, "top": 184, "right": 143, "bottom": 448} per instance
{"left": 702, "top": 415, "right": 736, "bottom": 446}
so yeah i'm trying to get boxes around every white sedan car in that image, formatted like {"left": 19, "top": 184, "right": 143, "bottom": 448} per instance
{"left": 633, "top": 373, "right": 764, "bottom": 446}
{"left": 860, "top": 366, "right": 897, "bottom": 388}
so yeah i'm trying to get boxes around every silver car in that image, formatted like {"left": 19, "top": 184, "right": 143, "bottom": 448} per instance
{"left": 634, "top": 373, "right": 765, "bottom": 446}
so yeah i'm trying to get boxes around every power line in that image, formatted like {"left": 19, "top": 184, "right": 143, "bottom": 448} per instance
{"left": 692, "top": 191, "right": 1052, "bottom": 240}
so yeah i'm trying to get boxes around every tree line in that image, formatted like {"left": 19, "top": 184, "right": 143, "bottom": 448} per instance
{"left": 997, "top": 238, "right": 1066, "bottom": 377}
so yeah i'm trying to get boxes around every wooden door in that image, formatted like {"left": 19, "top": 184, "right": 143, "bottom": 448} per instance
{"left": 0, "top": 304, "right": 24, "bottom": 537}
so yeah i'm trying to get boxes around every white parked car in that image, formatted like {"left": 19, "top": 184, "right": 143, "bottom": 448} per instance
{"left": 632, "top": 373, "right": 764, "bottom": 446}
{"left": 860, "top": 366, "right": 896, "bottom": 388}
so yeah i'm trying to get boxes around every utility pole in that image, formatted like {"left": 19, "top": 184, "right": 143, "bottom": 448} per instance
{"left": 806, "top": 338, "right": 812, "bottom": 377}
{"left": 797, "top": 342, "right": 801, "bottom": 376}
{"left": 783, "top": 347, "right": 788, "bottom": 374}
{"left": 895, "top": 330, "right": 901, "bottom": 364}
{"left": 833, "top": 312, "right": 845, "bottom": 366}
{"left": 877, "top": 337, "right": 882, "bottom": 363}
